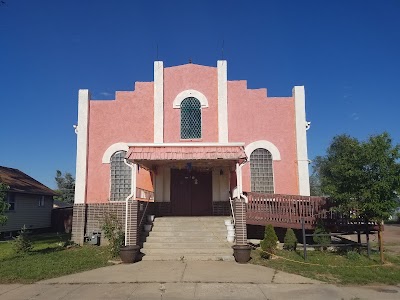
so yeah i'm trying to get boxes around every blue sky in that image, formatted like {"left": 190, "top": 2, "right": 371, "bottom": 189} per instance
{"left": 1, "top": 0, "right": 399, "bottom": 189}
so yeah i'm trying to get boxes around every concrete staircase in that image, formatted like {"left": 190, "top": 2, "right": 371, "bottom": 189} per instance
{"left": 141, "top": 216, "right": 234, "bottom": 261}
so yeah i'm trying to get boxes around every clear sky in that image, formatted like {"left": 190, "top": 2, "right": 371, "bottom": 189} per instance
{"left": 1, "top": 0, "right": 399, "bottom": 189}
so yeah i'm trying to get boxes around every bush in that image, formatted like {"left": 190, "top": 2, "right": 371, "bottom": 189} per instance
{"left": 346, "top": 250, "right": 361, "bottom": 261}
{"left": 13, "top": 225, "right": 33, "bottom": 254}
{"left": 313, "top": 222, "right": 330, "bottom": 250}
{"left": 260, "top": 224, "right": 278, "bottom": 257}
{"left": 283, "top": 228, "right": 297, "bottom": 251}
{"left": 101, "top": 213, "right": 124, "bottom": 257}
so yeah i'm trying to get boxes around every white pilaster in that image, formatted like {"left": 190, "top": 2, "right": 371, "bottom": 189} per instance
{"left": 293, "top": 86, "right": 310, "bottom": 196}
{"left": 154, "top": 61, "right": 164, "bottom": 143}
{"left": 74, "top": 89, "right": 90, "bottom": 204}
{"left": 217, "top": 60, "right": 228, "bottom": 143}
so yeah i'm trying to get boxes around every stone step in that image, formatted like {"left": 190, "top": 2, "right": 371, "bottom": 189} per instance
{"left": 141, "top": 248, "right": 233, "bottom": 255}
{"left": 142, "top": 242, "right": 232, "bottom": 249}
{"left": 141, "top": 254, "right": 234, "bottom": 261}
{"left": 144, "top": 236, "right": 228, "bottom": 243}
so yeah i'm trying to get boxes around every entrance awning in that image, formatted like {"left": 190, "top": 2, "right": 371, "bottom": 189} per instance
{"left": 126, "top": 145, "right": 247, "bottom": 168}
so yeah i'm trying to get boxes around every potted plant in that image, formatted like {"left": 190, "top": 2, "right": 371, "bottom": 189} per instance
{"left": 147, "top": 214, "right": 155, "bottom": 223}
{"left": 232, "top": 244, "right": 251, "bottom": 263}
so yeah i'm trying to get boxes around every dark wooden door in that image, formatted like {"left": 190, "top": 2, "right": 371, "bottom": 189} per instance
{"left": 170, "top": 169, "right": 212, "bottom": 216}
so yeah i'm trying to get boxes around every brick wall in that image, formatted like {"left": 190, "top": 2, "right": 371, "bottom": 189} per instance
{"left": 71, "top": 201, "right": 139, "bottom": 246}
{"left": 234, "top": 199, "right": 247, "bottom": 245}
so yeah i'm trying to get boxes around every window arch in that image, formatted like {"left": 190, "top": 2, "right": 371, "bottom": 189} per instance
{"left": 250, "top": 148, "right": 274, "bottom": 193}
{"left": 110, "top": 151, "right": 131, "bottom": 201}
{"left": 180, "top": 97, "right": 201, "bottom": 139}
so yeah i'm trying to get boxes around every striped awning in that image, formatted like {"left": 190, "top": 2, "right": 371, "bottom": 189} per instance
{"left": 126, "top": 146, "right": 247, "bottom": 162}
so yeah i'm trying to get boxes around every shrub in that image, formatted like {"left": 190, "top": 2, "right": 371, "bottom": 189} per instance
{"left": 13, "top": 225, "right": 33, "bottom": 254}
{"left": 313, "top": 222, "right": 330, "bottom": 250}
{"left": 260, "top": 224, "right": 278, "bottom": 257}
{"left": 101, "top": 213, "right": 124, "bottom": 257}
{"left": 346, "top": 250, "right": 361, "bottom": 261}
{"left": 283, "top": 228, "right": 298, "bottom": 251}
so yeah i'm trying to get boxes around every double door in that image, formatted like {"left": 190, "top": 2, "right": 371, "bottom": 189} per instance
{"left": 170, "top": 169, "right": 212, "bottom": 216}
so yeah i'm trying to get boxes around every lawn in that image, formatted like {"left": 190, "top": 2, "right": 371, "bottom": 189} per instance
{"left": 0, "top": 233, "right": 112, "bottom": 283}
{"left": 250, "top": 248, "right": 400, "bottom": 285}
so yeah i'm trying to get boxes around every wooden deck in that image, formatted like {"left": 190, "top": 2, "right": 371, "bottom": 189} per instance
{"left": 246, "top": 193, "right": 378, "bottom": 231}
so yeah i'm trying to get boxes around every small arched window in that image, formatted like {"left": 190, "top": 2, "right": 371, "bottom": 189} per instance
{"left": 180, "top": 97, "right": 201, "bottom": 139}
{"left": 110, "top": 151, "right": 131, "bottom": 201}
{"left": 250, "top": 148, "right": 274, "bottom": 193}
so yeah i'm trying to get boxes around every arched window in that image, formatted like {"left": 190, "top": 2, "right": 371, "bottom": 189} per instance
{"left": 180, "top": 97, "right": 201, "bottom": 139}
{"left": 110, "top": 151, "right": 131, "bottom": 201}
{"left": 250, "top": 148, "right": 274, "bottom": 193}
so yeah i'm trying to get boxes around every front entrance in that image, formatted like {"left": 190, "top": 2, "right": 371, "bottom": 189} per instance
{"left": 170, "top": 169, "right": 212, "bottom": 216}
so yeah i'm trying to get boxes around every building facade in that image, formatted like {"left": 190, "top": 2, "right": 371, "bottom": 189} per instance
{"left": 72, "top": 60, "right": 310, "bottom": 245}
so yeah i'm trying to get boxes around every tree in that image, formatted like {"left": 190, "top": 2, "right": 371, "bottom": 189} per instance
{"left": 54, "top": 170, "right": 75, "bottom": 203}
{"left": 309, "top": 172, "right": 323, "bottom": 196}
{"left": 0, "top": 182, "right": 9, "bottom": 226}
{"left": 260, "top": 224, "right": 278, "bottom": 257}
{"left": 314, "top": 132, "right": 400, "bottom": 262}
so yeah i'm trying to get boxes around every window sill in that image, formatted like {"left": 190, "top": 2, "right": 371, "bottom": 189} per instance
{"left": 179, "top": 139, "right": 203, "bottom": 142}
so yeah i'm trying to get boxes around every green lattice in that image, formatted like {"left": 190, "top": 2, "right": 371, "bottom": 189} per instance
{"left": 180, "top": 97, "right": 201, "bottom": 139}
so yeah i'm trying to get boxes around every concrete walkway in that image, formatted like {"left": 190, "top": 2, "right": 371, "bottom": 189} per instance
{"left": 0, "top": 261, "right": 399, "bottom": 299}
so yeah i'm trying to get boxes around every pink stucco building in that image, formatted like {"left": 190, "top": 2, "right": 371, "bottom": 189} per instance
{"left": 72, "top": 60, "right": 311, "bottom": 248}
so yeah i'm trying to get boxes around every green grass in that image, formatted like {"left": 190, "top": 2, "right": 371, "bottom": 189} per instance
{"left": 0, "top": 233, "right": 112, "bottom": 283}
{"left": 250, "top": 248, "right": 400, "bottom": 285}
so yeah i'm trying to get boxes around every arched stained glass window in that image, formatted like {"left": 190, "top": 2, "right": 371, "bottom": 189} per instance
{"left": 180, "top": 97, "right": 201, "bottom": 139}
{"left": 250, "top": 148, "right": 274, "bottom": 193}
{"left": 110, "top": 151, "right": 131, "bottom": 201}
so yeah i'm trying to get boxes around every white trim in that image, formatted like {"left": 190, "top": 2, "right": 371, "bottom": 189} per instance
{"left": 74, "top": 89, "right": 90, "bottom": 204}
{"left": 123, "top": 159, "right": 135, "bottom": 246}
{"left": 154, "top": 61, "right": 164, "bottom": 143}
{"left": 217, "top": 60, "right": 228, "bottom": 143}
{"left": 102, "top": 143, "right": 129, "bottom": 163}
{"left": 293, "top": 86, "right": 310, "bottom": 196}
{"left": 245, "top": 140, "right": 281, "bottom": 161}
{"left": 126, "top": 142, "right": 245, "bottom": 147}
{"left": 172, "top": 89, "right": 209, "bottom": 108}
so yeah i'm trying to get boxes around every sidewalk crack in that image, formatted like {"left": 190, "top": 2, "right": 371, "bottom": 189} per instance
{"left": 271, "top": 269, "right": 278, "bottom": 283}
{"left": 180, "top": 262, "right": 188, "bottom": 282}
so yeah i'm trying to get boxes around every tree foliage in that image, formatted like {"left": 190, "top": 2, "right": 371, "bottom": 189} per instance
{"left": 314, "top": 132, "right": 400, "bottom": 222}
{"left": 54, "top": 170, "right": 75, "bottom": 203}
{"left": 0, "top": 182, "right": 10, "bottom": 226}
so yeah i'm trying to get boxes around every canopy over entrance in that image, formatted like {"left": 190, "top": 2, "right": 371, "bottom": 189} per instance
{"left": 125, "top": 145, "right": 247, "bottom": 169}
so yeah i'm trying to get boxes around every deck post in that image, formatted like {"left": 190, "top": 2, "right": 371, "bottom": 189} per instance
{"left": 302, "top": 217, "right": 307, "bottom": 261}
{"left": 366, "top": 223, "right": 371, "bottom": 258}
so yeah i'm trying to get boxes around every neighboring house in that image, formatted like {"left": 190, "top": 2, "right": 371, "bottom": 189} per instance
{"left": 0, "top": 166, "right": 56, "bottom": 235}
{"left": 72, "top": 60, "right": 311, "bottom": 245}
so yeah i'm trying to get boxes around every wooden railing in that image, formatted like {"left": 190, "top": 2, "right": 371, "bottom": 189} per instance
{"left": 246, "top": 193, "right": 328, "bottom": 229}
{"left": 246, "top": 193, "right": 379, "bottom": 231}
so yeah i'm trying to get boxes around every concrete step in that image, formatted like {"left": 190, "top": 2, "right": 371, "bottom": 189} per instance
{"left": 142, "top": 242, "right": 232, "bottom": 249}
{"left": 141, "top": 254, "right": 234, "bottom": 261}
{"left": 153, "top": 217, "right": 228, "bottom": 222}
{"left": 145, "top": 236, "right": 228, "bottom": 243}
{"left": 141, "top": 248, "right": 233, "bottom": 255}
{"left": 150, "top": 226, "right": 227, "bottom": 232}
{"left": 147, "top": 231, "right": 227, "bottom": 238}
{"left": 150, "top": 224, "right": 227, "bottom": 230}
